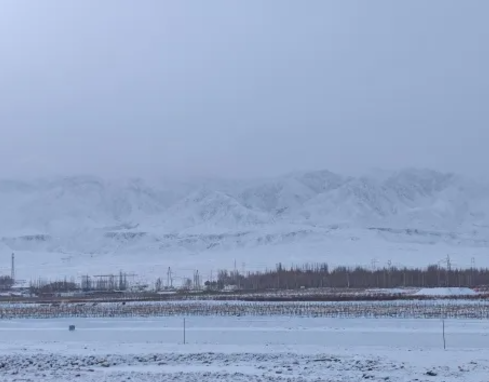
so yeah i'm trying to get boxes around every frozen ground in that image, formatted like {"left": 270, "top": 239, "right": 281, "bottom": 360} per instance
{"left": 1, "top": 317, "right": 489, "bottom": 381}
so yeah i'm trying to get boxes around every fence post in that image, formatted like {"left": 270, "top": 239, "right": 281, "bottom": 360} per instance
{"left": 183, "top": 317, "right": 186, "bottom": 345}
{"left": 442, "top": 319, "right": 446, "bottom": 350}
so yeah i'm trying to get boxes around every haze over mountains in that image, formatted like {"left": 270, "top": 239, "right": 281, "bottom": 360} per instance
{"left": 1, "top": 168, "right": 489, "bottom": 280}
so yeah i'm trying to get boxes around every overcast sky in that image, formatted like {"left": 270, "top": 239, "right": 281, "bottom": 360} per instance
{"left": 0, "top": 1, "right": 488, "bottom": 180}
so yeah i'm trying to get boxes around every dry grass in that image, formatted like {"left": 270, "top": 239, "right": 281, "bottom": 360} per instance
{"left": 2, "top": 299, "right": 489, "bottom": 320}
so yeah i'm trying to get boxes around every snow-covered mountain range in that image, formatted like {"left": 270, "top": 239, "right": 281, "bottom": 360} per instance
{"left": 1, "top": 168, "right": 489, "bottom": 281}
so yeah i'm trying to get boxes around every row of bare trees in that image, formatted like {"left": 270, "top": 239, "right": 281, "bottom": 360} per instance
{"left": 28, "top": 273, "right": 132, "bottom": 295}
{"left": 215, "top": 262, "right": 489, "bottom": 290}
{"left": 29, "top": 279, "right": 78, "bottom": 295}
{"left": 0, "top": 272, "right": 132, "bottom": 295}
{"left": 3, "top": 261, "right": 489, "bottom": 294}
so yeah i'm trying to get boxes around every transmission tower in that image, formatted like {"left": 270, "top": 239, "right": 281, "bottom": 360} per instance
{"left": 166, "top": 267, "right": 173, "bottom": 289}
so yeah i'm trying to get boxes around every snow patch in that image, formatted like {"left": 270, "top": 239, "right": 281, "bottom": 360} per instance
{"left": 414, "top": 287, "right": 477, "bottom": 296}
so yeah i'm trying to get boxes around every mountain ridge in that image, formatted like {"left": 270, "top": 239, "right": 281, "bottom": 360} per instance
{"left": 1, "top": 168, "right": 488, "bottom": 266}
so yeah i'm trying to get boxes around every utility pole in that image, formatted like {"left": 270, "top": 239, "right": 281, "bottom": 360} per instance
{"left": 371, "top": 259, "right": 378, "bottom": 287}
{"left": 446, "top": 255, "right": 452, "bottom": 287}
{"left": 166, "top": 267, "right": 173, "bottom": 289}
{"left": 11, "top": 253, "right": 15, "bottom": 283}
{"left": 193, "top": 270, "right": 201, "bottom": 291}
{"left": 234, "top": 259, "right": 238, "bottom": 288}
{"left": 387, "top": 260, "right": 392, "bottom": 288}
{"left": 241, "top": 263, "right": 246, "bottom": 289}
{"left": 470, "top": 257, "right": 475, "bottom": 287}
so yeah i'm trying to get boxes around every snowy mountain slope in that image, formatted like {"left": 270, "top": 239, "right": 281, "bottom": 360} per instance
{"left": 0, "top": 176, "right": 186, "bottom": 235}
{"left": 299, "top": 177, "right": 395, "bottom": 226}
{"left": 160, "top": 188, "right": 273, "bottom": 232}
{"left": 238, "top": 176, "right": 316, "bottom": 215}
{"left": 1, "top": 168, "right": 489, "bottom": 280}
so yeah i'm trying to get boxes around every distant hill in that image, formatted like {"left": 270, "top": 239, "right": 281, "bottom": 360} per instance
{"left": 1, "top": 168, "right": 488, "bottom": 282}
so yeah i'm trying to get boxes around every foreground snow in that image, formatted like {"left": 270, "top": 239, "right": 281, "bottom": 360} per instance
{"left": 1, "top": 317, "right": 489, "bottom": 381}
{"left": 1, "top": 346, "right": 488, "bottom": 382}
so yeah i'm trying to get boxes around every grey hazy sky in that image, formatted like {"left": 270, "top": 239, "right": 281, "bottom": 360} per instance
{"left": 0, "top": 1, "right": 488, "bottom": 179}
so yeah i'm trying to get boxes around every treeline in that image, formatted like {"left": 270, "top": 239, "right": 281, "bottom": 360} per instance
{"left": 29, "top": 278, "right": 78, "bottom": 295}
{"left": 214, "top": 262, "right": 489, "bottom": 290}
{"left": 0, "top": 272, "right": 133, "bottom": 295}
{"left": 27, "top": 273, "right": 132, "bottom": 295}
{"left": 3, "top": 262, "right": 489, "bottom": 295}
{"left": 0, "top": 276, "right": 14, "bottom": 291}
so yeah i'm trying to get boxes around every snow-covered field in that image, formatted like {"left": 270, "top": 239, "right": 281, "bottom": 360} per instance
{"left": 1, "top": 316, "right": 489, "bottom": 381}
{"left": 4, "top": 238, "right": 489, "bottom": 287}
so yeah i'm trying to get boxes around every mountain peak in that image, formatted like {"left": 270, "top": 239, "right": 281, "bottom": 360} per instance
{"left": 1, "top": 168, "right": 488, "bottom": 261}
